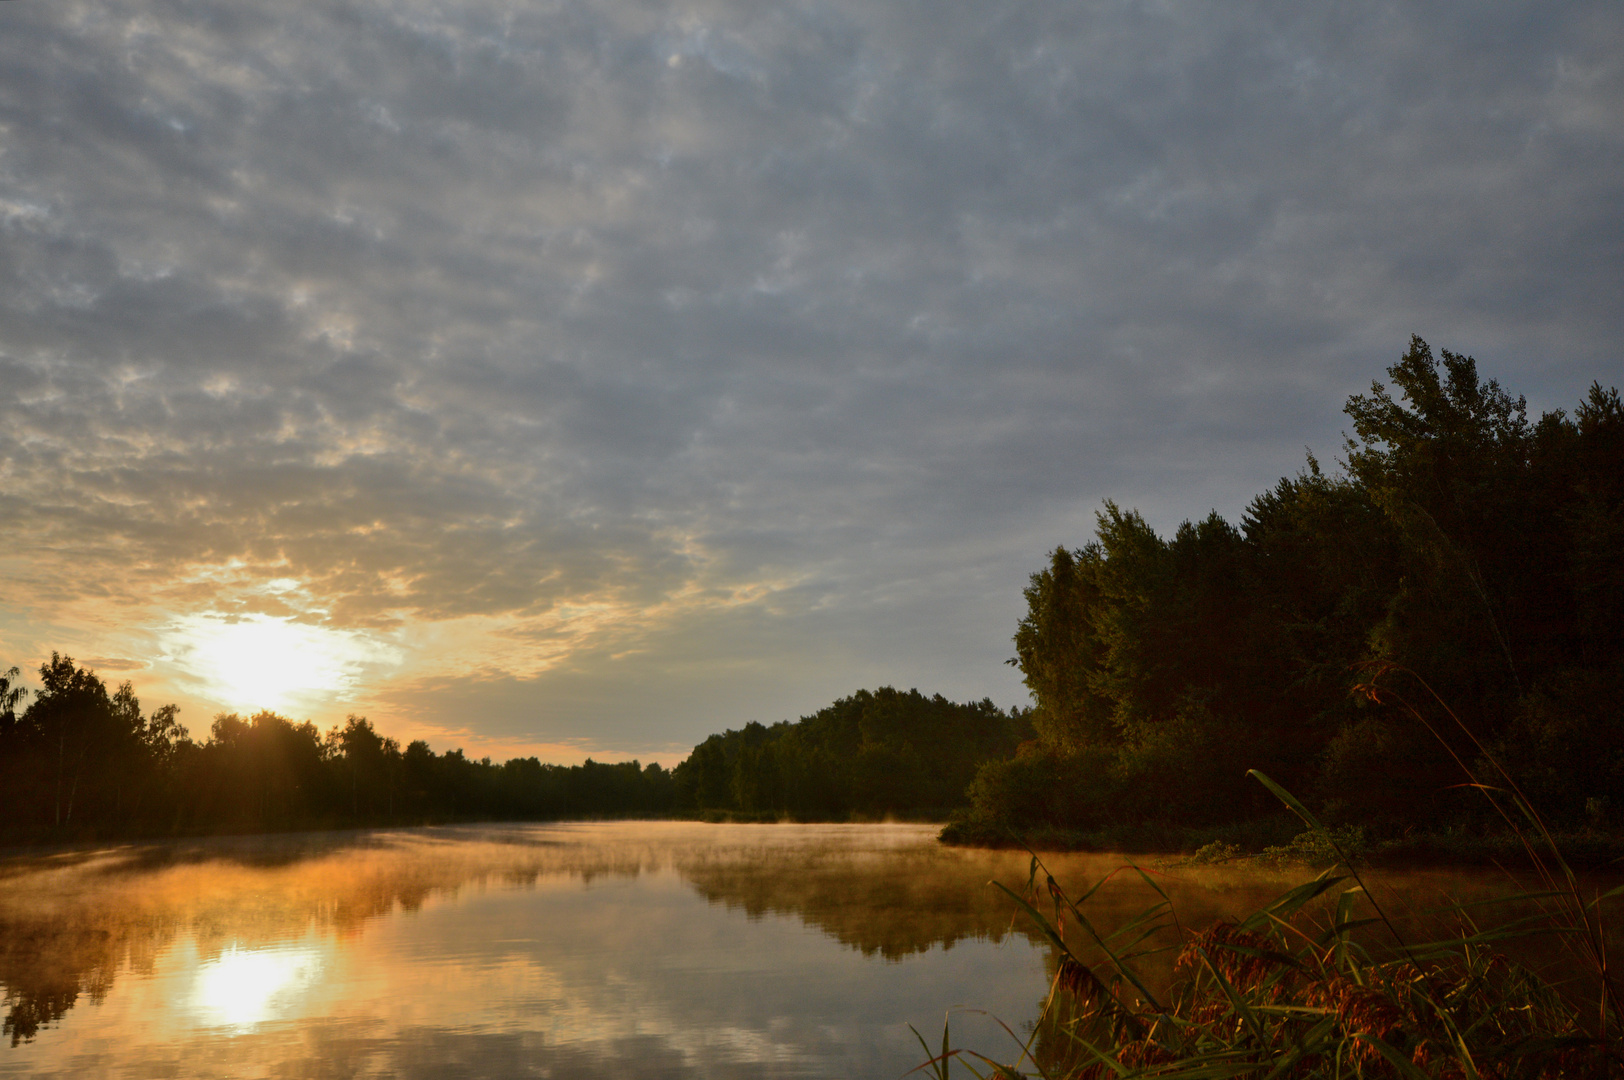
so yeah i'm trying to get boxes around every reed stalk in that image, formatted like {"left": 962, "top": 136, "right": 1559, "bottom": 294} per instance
{"left": 916, "top": 674, "right": 1622, "bottom": 1078}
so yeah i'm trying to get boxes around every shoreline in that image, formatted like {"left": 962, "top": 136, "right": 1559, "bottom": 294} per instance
{"left": 939, "top": 818, "right": 1624, "bottom": 870}
{"left": 9, "top": 813, "right": 1624, "bottom": 872}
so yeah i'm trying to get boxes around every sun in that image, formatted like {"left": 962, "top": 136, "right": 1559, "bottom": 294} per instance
{"left": 168, "top": 613, "right": 388, "bottom": 713}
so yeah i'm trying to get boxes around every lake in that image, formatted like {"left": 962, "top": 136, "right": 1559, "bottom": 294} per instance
{"left": 0, "top": 822, "right": 1597, "bottom": 1078}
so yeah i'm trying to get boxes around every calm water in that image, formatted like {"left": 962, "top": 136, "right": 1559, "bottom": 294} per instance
{"left": 0, "top": 822, "right": 1593, "bottom": 1078}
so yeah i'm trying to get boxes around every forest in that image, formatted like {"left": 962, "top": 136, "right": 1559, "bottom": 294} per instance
{"left": 0, "top": 659, "right": 675, "bottom": 839}
{"left": 667, "top": 687, "right": 1030, "bottom": 818}
{"left": 950, "top": 337, "right": 1624, "bottom": 844}
{"left": 0, "top": 659, "right": 1020, "bottom": 838}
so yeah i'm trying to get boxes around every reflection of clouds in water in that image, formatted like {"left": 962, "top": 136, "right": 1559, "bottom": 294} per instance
{"left": 193, "top": 943, "right": 324, "bottom": 1031}
{"left": 0, "top": 824, "right": 1542, "bottom": 1077}
{"left": 0, "top": 825, "right": 1038, "bottom": 1075}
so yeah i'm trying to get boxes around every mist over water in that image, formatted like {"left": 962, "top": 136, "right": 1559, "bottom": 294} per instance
{"left": 0, "top": 824, "right": 1585, "bottom": 1077}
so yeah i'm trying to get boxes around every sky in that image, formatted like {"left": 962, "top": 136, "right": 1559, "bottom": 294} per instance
{"left": 0, "top": 1, "right": 1620, "bottom": 764}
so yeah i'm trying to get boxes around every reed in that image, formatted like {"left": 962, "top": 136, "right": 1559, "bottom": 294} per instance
{"left": 916, "top": 667, "right": 1623, "bottom": 1078}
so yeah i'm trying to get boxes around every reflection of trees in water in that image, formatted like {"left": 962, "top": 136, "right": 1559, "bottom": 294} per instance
{"left": 0, "top": 893, "right": 180, "bottom": 1044}
{"left": 678, "top": 846, "right": 1038, "bottom": 960}
{"left": 673, "top": 840, "right": 1337, "bottom": 967}
{"left": 675, "top": 847, "right": 1330, "bottom": 974}
{"left": 0, "top": 826, "right": 655, "bottom": 1044}
{"left": 0, "top": 824, "right": 1535, "bottom": 1049}
{"left": 5, "top": 826, "right": 1022, "bottom": 1041}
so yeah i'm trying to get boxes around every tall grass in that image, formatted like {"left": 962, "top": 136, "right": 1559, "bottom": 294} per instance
{"left": 916, "top": 666, "right": 1623, "bottom": 1078}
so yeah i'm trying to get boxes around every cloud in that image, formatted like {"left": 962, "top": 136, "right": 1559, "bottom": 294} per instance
{"left": 0, "top": 0, "right": 1619, "bottom": 754}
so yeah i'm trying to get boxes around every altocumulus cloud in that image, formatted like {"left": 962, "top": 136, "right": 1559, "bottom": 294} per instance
{"left": 0, "top": 0, "right": 1619, "bottom": 757}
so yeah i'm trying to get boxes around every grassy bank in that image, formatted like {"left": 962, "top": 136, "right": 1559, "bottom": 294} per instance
{"left": 924, "top": 774, "right": 1624, "bottom": 1077}
{"left": 924, "top": 861, "right": 1619, "bottom": 1078}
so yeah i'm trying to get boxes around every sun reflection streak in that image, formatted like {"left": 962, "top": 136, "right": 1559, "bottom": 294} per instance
{"left": 193, "top": 944, "right": 324, "bottom": 1031}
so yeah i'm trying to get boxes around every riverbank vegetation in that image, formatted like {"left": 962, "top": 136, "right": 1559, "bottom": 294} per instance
{"left": 948, "top": 338, "right": 1624, "bottom": 852}
{"left": 915, "top": 339, "right": 1624, "bottom": 1074}
{"left": 926, "top": 773, "right": 1624, "bottom": 1078}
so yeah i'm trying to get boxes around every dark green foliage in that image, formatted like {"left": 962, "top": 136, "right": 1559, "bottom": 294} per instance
{"left": 963, "top": 744, "right": 1122, "bottom": 832}
{"left": 1012, "top": 547, "right": 1114, "bottom": 752}
{"left": 178, "top": 711, "right": 333, "bottom": 828}
{"left": 0, "top": 655, "right": 677, "bottom": 840}
{"left": 970, "top": 339, "right": 1624, "bottom": 837}
{"left": 671, "top": 687, "right": 1030, "bottom": 818}
{"left": 0, "top": 653, "right": 185, "bottom": 831}
{"left": 1489, "top": 665, "right": 1624, "bottom": 826}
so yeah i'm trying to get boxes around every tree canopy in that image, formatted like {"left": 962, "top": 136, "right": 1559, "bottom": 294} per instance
{"left": 0, "top": 657, "right": 675, "bottom": 839}
{"left": 670, "top": 687, "right": 1030, "bottom": 818}
{"left": 967, "top": 338, "right": 1624, "bottom": 835}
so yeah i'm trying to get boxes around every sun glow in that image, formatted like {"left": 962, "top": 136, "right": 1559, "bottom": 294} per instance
{"left": 193, "top": 944, "right": 324, "bottom": 1031}
{"left": 168, "top": 613, "right": 395, "bottom": 713}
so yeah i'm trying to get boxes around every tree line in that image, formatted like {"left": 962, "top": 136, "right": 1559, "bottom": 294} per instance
{"left": 957, "top": 337, "right": 1624, "bottom": 839}
{"left": 668, "top": 687, "right": 1030, "bottom": 817}
{"left": 0, "top": 656, "right": 674, "bottom": 839}
{"left": 0, "top": 660, "right": 1023, "bottom": 838}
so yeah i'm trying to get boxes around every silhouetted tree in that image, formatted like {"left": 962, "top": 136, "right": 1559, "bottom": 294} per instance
{"left": 672, "top": 688, "right": 1028, "bottom": 818}
{"left": 968, "top": 339, "right": 1624, "bottom": 835}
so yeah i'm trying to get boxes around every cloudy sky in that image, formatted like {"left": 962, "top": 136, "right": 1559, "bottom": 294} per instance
{"left": 0, "top": 1, "right": 1619, "bottom": 762}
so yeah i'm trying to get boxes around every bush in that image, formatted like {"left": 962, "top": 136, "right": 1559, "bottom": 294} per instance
{"left": 962, "top": 743, "right": 1120, "bottom": 831}
{"left": 1491, "top": 666, "right": 1624, "bottom": 826}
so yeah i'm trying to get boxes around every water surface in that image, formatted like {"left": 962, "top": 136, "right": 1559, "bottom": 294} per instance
{"left": 0, "top": 822, "right": 1593, "bottom": 1077}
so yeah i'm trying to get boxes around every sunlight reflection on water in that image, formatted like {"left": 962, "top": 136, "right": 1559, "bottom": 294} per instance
{"left": 0, "top": 822, "right": 1570, "bottom": 1079}
{"left": 0, "top": 823, "right": 1060, "bottom": 1078}
{"left": 192, "top": 944, "right": 325, "bottom": 1031}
